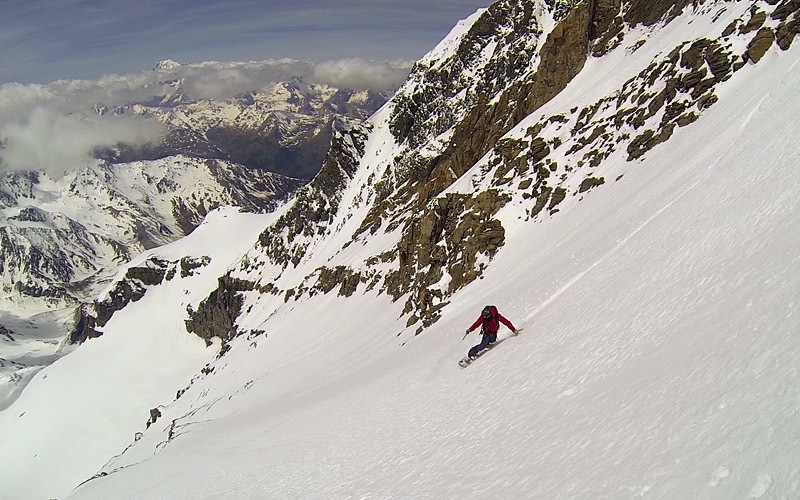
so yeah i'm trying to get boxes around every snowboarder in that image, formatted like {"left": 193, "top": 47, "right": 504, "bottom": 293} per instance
{"left": 464, "top": 305, "right": 518, "bottom": 361}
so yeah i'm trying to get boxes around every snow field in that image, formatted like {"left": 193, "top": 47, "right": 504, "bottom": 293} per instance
{"left": 69, "top": 40, "right": 800, "bottom": 500}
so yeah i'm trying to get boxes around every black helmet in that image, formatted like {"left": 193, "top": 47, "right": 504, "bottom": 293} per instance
{"left": 482, "top": 306, "right": 493, "bottom": 319}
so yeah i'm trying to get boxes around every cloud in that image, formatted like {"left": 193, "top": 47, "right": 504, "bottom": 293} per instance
{"left": 0, "top": 79, "right": 169, "bottom": 178}
{"left": 0, "top": 58, "right": 412, "bottom": 177}
{"left": 0, "top": 107, "right": 164, "bottom": 177}
{"left": 173, "top": 60, "right": 317, "bottom": 100}
{"left": 313, "top": 58, "right": 413, "bottom": 91}
{"left": 0, "top": 60, "right": 308, "bottom": 177}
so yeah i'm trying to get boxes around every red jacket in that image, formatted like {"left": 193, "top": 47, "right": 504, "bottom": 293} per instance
{"left": 468, "top": 311, "right": 516, "bottom": 335}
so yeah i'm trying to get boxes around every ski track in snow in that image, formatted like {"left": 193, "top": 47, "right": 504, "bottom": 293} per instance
{"left": 522, "top": 179, "right": 700, "bottom": 324}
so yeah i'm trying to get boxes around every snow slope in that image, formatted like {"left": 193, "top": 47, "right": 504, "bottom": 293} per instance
{"left": 65, "top": 45, "right": 799, "bottom": 499}
{"left": 0, "top": 207, "right": 278, "bottom": 499}
{"left": 0, "top": 3, "right": 798, "bottom": 500}
{"left": 0, "top": 157, "right": 301, "bottom": 417}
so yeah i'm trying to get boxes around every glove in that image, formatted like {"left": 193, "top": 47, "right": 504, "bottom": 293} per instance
{"left": 513, "top": 329, "right": 520, "bottom": 336}
{"left": 465, "top": 328, "right": 471, "bottom": 335}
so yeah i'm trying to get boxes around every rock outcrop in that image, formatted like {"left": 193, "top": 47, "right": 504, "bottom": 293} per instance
{"left": 72, "top": 256, "right": 210, "bottom": 343}
{"left": 185, "top": 275, "right": 253, "bottom": 349}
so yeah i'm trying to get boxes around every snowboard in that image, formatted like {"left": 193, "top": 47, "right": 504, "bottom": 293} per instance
{"left": 458, "top": 329, "right": 522, "bottom": 368}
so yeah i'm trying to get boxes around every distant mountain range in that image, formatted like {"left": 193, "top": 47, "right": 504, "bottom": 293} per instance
{"left": 95, "top": 76, "right": 390, "bottom": 180}
{"left": 1, "top": 73, "right": 391, "bottom": 312}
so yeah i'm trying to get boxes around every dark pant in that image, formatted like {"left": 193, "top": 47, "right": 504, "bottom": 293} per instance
{"left": 469, "top": 332, "right": 497, "bottom": 358}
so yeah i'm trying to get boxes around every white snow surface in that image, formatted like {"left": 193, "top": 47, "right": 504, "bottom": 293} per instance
{"left": 1, "top": 5, "right": 799, "bottom": 500}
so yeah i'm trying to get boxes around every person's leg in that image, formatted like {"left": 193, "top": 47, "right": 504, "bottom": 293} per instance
{"left": 468, "top": 332, "right": 497, "bottom": 358}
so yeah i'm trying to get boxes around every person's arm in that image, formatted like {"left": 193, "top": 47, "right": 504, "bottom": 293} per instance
{"left": 467, "top": 317, "right": 483, "bottom": 332}
{"left": 498, "top": 313, "right": 517, "bottom": 332}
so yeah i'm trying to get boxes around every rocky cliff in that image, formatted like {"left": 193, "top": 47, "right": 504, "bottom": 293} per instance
{"left": 89, "top": 0, "right": 800, "bottom": 343}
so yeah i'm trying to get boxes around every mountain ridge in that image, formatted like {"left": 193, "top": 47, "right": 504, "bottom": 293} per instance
{"left": 187, "top": 0, "right": 800, "bottom": 335}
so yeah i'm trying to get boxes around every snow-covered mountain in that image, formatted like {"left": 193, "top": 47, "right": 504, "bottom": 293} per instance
{"left": 1, "top": 0, "right": 799, "bottom": 499}
{"left": 99, "top": 69, "right": 390, "bottom": 180}
{"left": 0, "top": 157, "right": 304, "bottom": 311}
{"left": 0, "top": 68, "right": 390, "bottom": 308}
{"left": 0, "top": 157, "right": 304, "bottom": 408}
{"left": 0, "top": 63, "right": 392, "bottom": 407}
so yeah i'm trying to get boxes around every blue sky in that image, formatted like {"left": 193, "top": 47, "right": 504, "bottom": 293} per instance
{"left": 1, "top": 0, "right": 490, "bottom": 85}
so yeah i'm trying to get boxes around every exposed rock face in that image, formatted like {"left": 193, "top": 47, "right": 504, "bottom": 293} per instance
{"left": 746, "top": 27, "right": 777, "bottom": 62}
{"left": 310, "top": 266, "right": 366, "bottom": 298}
{"left": 386, "top": 190, "right": 510, "bottom": 330}
{"left": 624, "top": 0, "right": 702, "bottom": 26}
{"left": 389, "top": 1, "right": 591, "bottom": 199}
{"left": 185, "top": 276, "right": 253, "bottom": 348}
{"left": 187, "top": 0, "right": 800, "bottom": 346}
{"left": 71, "top": 258, "right": 171, "bottom": 343}
{"left": 146, "top": 407, "right": 162, "bottom": 429}
{"left": 1, "top": 325, "right": 16, "bottom": 341}
{"left": 257, "top": 120, "right": 369, "bottom": 269}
